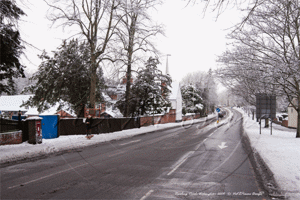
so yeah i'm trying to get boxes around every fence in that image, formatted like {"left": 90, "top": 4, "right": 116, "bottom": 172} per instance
{"left": 59, "top": 117, "right": 140, "bottom": 136}
{"left": 58, "top": 110, "right": 205, "bottom": 136}
{"left": 0, "top": 118, "right": 20, "bottom": 133}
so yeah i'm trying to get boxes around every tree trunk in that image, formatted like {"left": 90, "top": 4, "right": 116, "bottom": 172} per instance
{"left": 297, "top": 109, "right": 300, "bottom": 138}
{"left": 89, "top": 53, "right": 97, "bottom": 109}
{"left": 123, "top": 14, "right": 137, "bottom": 117}
{"left": 297, "top": 95, "right": 300, "bottom": 138}
{"left": 124, "top": 63, "right": 132, "bottom": 117}
{"left": 265, "top": 118, "right": 269, "bottom": 128}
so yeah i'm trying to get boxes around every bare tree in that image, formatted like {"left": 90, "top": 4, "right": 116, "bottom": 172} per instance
{"left": 217, "top": 45, "right": 277, "bottom": 105}
{"left": 186, "top": 0, "right": 266, "bottom": 29}
{"left": 217, "top": 0, "right": 300, "bottom": 137}
{"left": 45, "top": 0, "right": 122, "bottom": 108}
{"left": 114, "top": 0, "right": 164, "bottom": 117}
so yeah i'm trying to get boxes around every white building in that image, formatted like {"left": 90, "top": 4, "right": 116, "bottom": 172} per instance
{"left": 169, "top": 81, "right": 182, "bottom": 122}
{"left": 288, "top": 98, "right": 297, "bottom": 128}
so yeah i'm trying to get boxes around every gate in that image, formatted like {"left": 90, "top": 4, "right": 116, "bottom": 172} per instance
{"left": 39, "top": 115, "right": 59, "bottom": 139}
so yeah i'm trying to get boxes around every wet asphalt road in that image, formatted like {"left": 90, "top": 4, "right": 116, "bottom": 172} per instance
{"left": 1, "top": 109, "right": 269, "bottom": 199}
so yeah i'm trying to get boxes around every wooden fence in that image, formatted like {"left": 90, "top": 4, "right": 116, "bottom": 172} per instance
{"left": 59, "top": 117, "right": 140, "bottom": 136}
{"left": 0, "top": 118, "right": 20, "bottom": 133}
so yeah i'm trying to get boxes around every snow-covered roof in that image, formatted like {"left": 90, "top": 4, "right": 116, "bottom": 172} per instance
{"left": 103, "top": 107, "right": 123, "bottom": 118}
{"left": 169, "top": 81, "right": 180, "bottom": 100}
{"left": 0, "top": 95, "right": 76, "bottom": 116}
{"left": 101, "top": 110, "right": 117, "bottom": 118}
{"left": 102, "top": 92, "right": 112, "bottom": 102}
{"left": 0, "top": 95, "right": 33, "bottom": 112}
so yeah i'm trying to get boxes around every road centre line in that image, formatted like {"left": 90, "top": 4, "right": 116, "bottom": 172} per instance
{"left": 140, "top": 189, "right": 154, "bottom": 200}
{"left": 120, "top": 139, "right": 141, "bottom": 146}
{"left": 8, "top": 162, "right": 89, "bottom": 189}
{"left": 194, "top": 138, "right": 207, "bottom": 151}
{"left": 167, "top": 151, "right": 194, "bottom": 176}
{"left": 208, "top": 128, "right": 218, "bottom": 137}
{"left": 168, "top": 127, "right": 221, "bottom": 176}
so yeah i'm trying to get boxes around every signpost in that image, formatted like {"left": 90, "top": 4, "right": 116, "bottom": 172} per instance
{"left": 216, "top": 108, "right": 220, "bottom": 123}
{"left": 256, "top": 93, "right": 276, "bottom": 135}
{"left": 256, "top": 93, "right": 276, "bottom": 120}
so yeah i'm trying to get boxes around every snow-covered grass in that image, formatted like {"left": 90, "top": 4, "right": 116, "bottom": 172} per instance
{"left": 236, "top": 107, "right": 300, "bottom": 200}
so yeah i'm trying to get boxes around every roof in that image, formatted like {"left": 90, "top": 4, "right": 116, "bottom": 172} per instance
{"left": 0, "top": 95, "right": 75, "bottom": 116}
{"left": 0, "top": 95, "right": 33, "bottom": 112}
{"left": 100, "top": 110, "right": 116, "bottom": 118}
{"left": 102, "top": 92, "right": 112, "bottom": 102}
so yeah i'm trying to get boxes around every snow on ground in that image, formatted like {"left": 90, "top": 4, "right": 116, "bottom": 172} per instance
{"left": 237, "top": 107, "right": 300, "bottom": 200}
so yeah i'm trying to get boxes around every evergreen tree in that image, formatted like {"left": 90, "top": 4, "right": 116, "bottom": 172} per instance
{"left": 117, "top": 57, "right": 172, "bottom": 116}
{"left": 23, "top": 39, "right": 105, "bottom": 117}
{"left": 0, "top": 0, "right": 26, "bottom": 94}
{"left": 181, "top": 84, "right": 204, "bottom": 115}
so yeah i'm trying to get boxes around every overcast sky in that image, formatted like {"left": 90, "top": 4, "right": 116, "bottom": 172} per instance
{"left": 19, "top": 0, "right": 242, "bottom": 82}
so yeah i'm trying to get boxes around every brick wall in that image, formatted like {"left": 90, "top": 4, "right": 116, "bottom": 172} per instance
{"left": 182, "top": 113, "right": 201, "bottom": 121}
{"left": 140, "top": 109, "right": 177, "bottom": 127}
{"left": 0, "top": 130, "right": 22, "bottom": 145}
{"left": 282, "top": 120, "right": 289, "bottom": 128}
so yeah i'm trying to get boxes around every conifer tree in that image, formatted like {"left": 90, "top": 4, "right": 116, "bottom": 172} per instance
{"left": 181, "top": 84, "right": 204, "bottom": 115}
{"left": 117, "top": 57, "right": 172, "bottom": 116}
{"left": 0, "top": 0, "right": 26, "bottom": 94}
{"left": 23, "top": 39, "right": 105, "bottom": 117}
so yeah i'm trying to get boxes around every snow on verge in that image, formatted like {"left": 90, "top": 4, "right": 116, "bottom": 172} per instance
{"left": 236, "top": 107, "right": 300, "bottom": 200}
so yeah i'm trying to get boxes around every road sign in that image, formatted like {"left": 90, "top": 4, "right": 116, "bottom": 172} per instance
{"left": 216, "top": 108, "right": 220, "bottom": 113}
{"left": 256, "top": 93, "right": 276, "bottom": 120}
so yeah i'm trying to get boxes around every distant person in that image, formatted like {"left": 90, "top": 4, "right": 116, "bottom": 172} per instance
{"left": 85, "top": 115, "right": 94, "bottom": 139}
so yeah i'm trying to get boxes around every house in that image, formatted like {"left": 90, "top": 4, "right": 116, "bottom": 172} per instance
{"left": 97, "top": 73, "right": 183, "bottom": 120}
{"left": 56, "top": 110, "right": 76, "bottom": 118}
{"left": 169, "top": 81, "right": 183, "bottom": 122}
{"left": 87, "top": 78, "right": 128, "bottom": 118}
{"left": 0, "top": 95, "right": 32, "bottom": 118}
{"left": 100, "top": 110, "right": 117, "bottom": 118}
{"left": 84, "top": 91, "right": 124, "bottom": 118}
{"left": 0, "top": 95, "right": 76, "bottom": 118}
{"left": 288, "top": 98, "right": 297, "bottom": 128}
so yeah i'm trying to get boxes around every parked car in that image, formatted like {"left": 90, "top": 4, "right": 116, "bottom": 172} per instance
{"left": 276, "top": 113, "right": 288, "bottom": 121}
{"left": 218, "top": 111, "right": 226, "bottom": 118}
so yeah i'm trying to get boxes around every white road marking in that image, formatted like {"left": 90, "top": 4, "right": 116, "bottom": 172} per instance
{"left": 167, "top": 151, "right": 194, "bottom": 176}
{"left": 194, "top": 138, "right": 207, "bottom": 151}
{"left": 208, "top": 129, "right": 218, "bottom": 137}
{"left": 120, "top": 139, "right": 141, "bottom": 146}
{"left": 168, "top": 124, "right": 226, "bottom": 176}
{"left": 8, "top": 163, "right": 89, "bottom": 189}
{"left": 218, "top": 142, "right": 228, "bottom": 149}
{"left": 140, "top": 189, "right": 154, "bottom": 200}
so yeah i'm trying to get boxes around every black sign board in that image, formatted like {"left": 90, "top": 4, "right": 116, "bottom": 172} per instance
{"left": 256, "top": 93, "right": 276, "bottom": 120}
